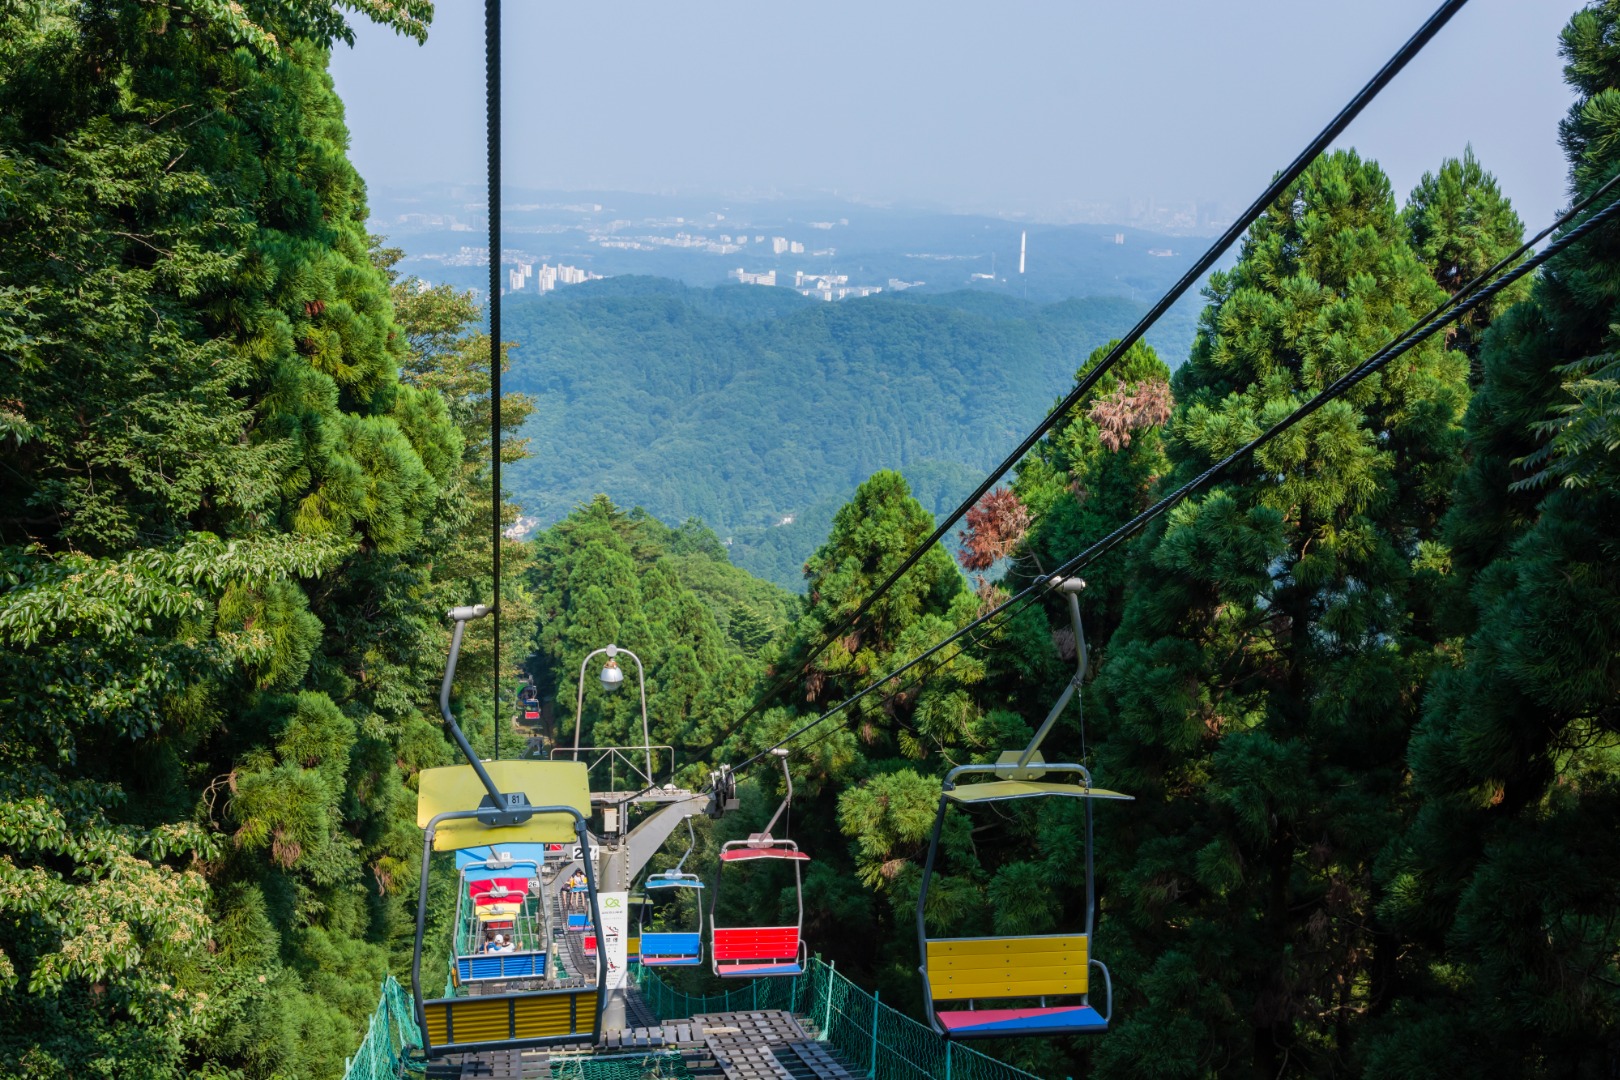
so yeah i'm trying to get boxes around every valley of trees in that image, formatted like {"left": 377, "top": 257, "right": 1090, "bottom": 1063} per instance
{"left": 4, "top": 1, "right": 1620, "bottom": 1079}
{"left": 501, "top": 280, "right": 1192, "bottom": 589}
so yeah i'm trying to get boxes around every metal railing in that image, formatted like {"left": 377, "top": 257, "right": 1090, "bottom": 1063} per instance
{"left": 635, "top": 958, "right": 1041, "bottom": 1080}
{"left": 553, "top": 745, "right": 676, "bottom": 792}
{"left": 340, "top": 959, "right": 1043, "bottom": 1080}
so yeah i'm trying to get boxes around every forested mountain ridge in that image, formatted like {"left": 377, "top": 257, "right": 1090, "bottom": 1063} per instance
{"left": 503, "top": 279, "right": 1190, "bottom": 588}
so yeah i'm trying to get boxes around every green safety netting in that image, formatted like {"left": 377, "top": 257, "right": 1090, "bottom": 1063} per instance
{"left": 632, "top": 962, "right": 805, "bottom": 1019}
{"left": 635, "top": 958, "right": 1041, "bottom": 1080}
{"left": 548, "top": 1051, "right": 691, "bottom": 1079}
{"left": 341, "top": 961, "right": 1038, "bottom": 1080}
{"left": 341, "top": 976, "right": 421, "bottom": 1080}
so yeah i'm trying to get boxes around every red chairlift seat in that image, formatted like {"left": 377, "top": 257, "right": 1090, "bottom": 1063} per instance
{"left": 718, "top": 847, "right": 810, "bottom": 862}
{"left": 712, "top": 925, "right": 805, "bottom": 977}
{"left": 707, "top": 751, "right": 810, "bottom": 979}
{"left": 710, "top": 837, "right": 809, "bottom": 979}
{"left": 470, "top": 876, "right": 530, "bottom": 900}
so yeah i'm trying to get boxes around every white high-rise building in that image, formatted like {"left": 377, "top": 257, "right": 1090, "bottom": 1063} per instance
{"left": 534, "top": 263, "right": 602, "bottom": 293}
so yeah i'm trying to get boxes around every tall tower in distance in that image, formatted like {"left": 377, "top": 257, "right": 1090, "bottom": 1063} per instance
{"left": 1019, "top": 230, "right": 1027, "bottom": 275}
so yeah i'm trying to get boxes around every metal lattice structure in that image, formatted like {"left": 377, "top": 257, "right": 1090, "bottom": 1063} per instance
{"left": 341, "top": 977, "right": 422, "bottom": 1080}
{"left": 632, "top": 965, "right": 804, "bottom": 1019}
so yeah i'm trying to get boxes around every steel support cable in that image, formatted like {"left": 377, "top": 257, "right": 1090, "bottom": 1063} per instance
{"left": 487, "top": 0, "right": 503, "bottom": 755}
{"left": 726, "top": 601, "right": 1013, "bottom": 777}
{"left": 722, "top": 182, "right": 1620, "bottom": 779}
{"left": 714, "top": 0, "right": 1472, "bottom": 747}
{"left": 898, "top": 173, "right": 1620, "bottom": 730}
{"left": 1039, "top": 185, "right": 1620, "bottom": 584}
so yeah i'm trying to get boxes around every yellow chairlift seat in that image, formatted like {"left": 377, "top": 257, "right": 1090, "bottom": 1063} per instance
{"left": 944, "top": 779, "right": 1133, "bottom": 804}
{"left": 417, "top": 760, "right": 590, "bottom": 852}
{"left": 413, "top": 755, "right": 603, "bottom": 1054}
{"left": 918, "top": 761, "right": 1132, "bottom": 1041}
{"left": 422, "top": 988, "right": 600, "bottom": 1051}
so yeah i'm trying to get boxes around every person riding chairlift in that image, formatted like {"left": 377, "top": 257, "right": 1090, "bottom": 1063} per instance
{"left": 483, "top": 933, "right": 514, "bottom": 954}
{"left": 562, "top": 869, "right": 587, "bottom": 910}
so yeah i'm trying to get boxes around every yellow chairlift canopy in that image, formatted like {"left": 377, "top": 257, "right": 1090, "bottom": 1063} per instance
{"left": 945, "top": 779, "right": 1133, "bottom": 804}
{"left": 418, "top": 760, "right": 591, "bottom": 851}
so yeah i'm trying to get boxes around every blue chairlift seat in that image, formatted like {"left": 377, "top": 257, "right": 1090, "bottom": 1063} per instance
{"left": 639, "top": 868, "right": 705, "bottom": 967}
{"left": 457, "top": 951, "right": 548, "bottom": 983}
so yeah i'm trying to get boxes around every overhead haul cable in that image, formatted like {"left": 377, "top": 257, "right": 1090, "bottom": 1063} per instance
{"left": 722, "top": 178, "right": 1620, "bottom": 778}
{"left": 488, "top": 0, "right": 504, "bottom": 755}
{"left": 714, "top": 0, "right": 1473, "bottom": 747}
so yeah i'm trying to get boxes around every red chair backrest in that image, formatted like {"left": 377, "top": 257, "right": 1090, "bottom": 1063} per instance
{"left": 470, "top": 877, "right": 530, "bottom": 901}
{"left": 713, "top": 926, "right": 800, "bottom": 961}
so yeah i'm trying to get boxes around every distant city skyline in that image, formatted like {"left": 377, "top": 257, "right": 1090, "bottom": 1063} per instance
{"left": 331, "top": 1, "right": 1578, "bottom": 233}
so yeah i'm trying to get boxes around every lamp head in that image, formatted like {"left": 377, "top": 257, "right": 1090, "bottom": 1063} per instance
{"left": 599, "top": 658, "right": 625, "bottom": 693}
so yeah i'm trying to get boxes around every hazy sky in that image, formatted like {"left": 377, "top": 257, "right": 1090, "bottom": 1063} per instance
{"left": 330, "top": 0, "right": 1580, "bottom": 228}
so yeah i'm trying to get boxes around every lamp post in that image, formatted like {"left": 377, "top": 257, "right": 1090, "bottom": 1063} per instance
{"left": 572, "top": 642, "right": 655, "bottom": 1040}
{"left": 573, "top": 644, "right": 653, "bottom": 788}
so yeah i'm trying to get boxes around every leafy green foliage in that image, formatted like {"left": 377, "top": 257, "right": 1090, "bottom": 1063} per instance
{"left": 1405, "top": 147, "right": 1531, "bottom": 378}
{"left": 0, "top": 3, "right": 543, "bottom": 1076}
{"left": 1009, "top": 338, "right": 1175, "bottom": 642}
{"left": 1513, "top": 346, "right": 1620, "bottom": 489}
{"left": 1, "top": 3, "right": 1614, "bottom": 1078}
{"left": 527, "top": 498, "right": 798, "bottom": 765}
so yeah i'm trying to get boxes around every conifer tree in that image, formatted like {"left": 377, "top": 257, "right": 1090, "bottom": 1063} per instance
{"left": 1006, "top": 338, "right": 1174, "bottom": 670}
{"left": 788, "top": 470, "right": 975, "bottom": 757}
{"left": 1405, "top": 148, "right": 1530, "bottom": 383}
{"left": 1092, "top": 150, "right": 1469, "bottom": 1078}
{"left": 526, "top": 496, "right": 793, "bottom": 781}
{"left": 1371, "top": 6, "right": 1620, "bottom": 1074}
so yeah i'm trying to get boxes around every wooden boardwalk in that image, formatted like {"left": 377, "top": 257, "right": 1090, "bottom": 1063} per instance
{"left": 694, "top": 1010, "right": 859, "bottom": 1080}
{"left": 427, "top": 1008, "right": 860, "bottom": 1079}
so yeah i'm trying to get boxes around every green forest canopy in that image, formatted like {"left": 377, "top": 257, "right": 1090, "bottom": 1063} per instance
{"left": 501, "top": 279, "right": 1190, "bottom": 589}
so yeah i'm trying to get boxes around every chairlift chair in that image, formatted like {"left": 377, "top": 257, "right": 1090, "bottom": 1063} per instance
{"left": 638, "top": 817, "right": 706, "bottom": 968}
{"left": 915, "top": 578, "right": 1133, "bottom": 1040}
{"left": 452, "top": 852, "right": 549, "bottom": 985}
{"left": 410, "top": 606, "right": 607, "bottom": 1057}
{"left": 710, "top": 750, "right": 810, "bottom": 978}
